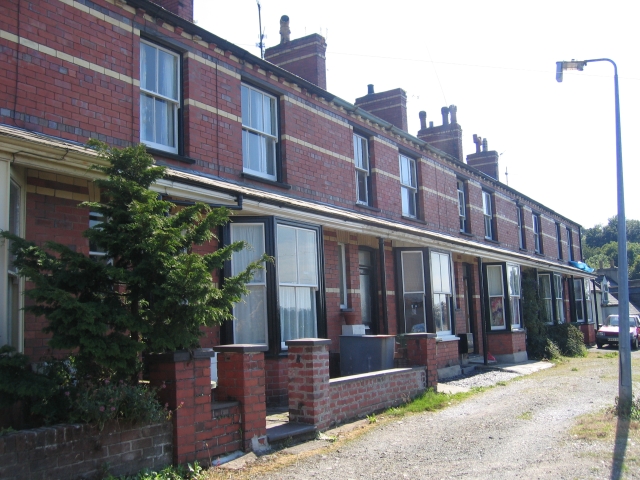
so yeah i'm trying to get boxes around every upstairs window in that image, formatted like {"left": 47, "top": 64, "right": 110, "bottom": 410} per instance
{"left": 517, "top": 206, "right": 526, "bottom": 249}
{"left": 457, "top": 180, "right": 468, "bottom": 232}
{"left": 399, "top": 154, "right": 417, "bottom": 218}
{"left": 482, "top": 191, "right": 494, "bottom": 240}
{"left": 241, "top": 84, "right": 278, "bottom": 180}
{"left": 354, "top": 133, "right": 371, "bottom": 205}
{"left": 556, "top": 223, "right": 563, "bottom": 259}
{"left": 533, "top": 213, "right": 542, "bottom": 253}
{"left": 140, "top": 40, "right": 180, "bottom": 153}
{"left": 567, "top": 228, "right": 574, "bottom": 261}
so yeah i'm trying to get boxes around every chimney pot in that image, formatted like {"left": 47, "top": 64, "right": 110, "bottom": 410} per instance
{"left": 482, "top": 138, "right": 488, "bottom": 152}
{"left": 429, "top": 121, "right": 434, "bottom": 128}
{"left": 367, "top": 84, "right": 375, "bottom": 95}
{"left": 449, "top": 105, "right": 458, "bottom": 124}
{"left": 441, "top": 106, "right": 450, "bottom": 126}
{"left": 419, "top": 111, "right": 427, "bottom": 130}
{"left": 280, "top": 15, "right": 291, "bottom": 44}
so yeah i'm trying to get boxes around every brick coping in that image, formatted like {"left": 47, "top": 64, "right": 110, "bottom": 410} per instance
{"left": 329, "top": 366, "right": 424, "bottom": 386}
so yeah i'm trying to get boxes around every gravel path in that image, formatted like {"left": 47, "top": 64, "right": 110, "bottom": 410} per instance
{"left": 250, "top": 350, "right": 640, "bottom": 480}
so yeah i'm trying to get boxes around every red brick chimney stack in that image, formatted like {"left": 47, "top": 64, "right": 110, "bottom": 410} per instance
{"left": 417, "top": 106, "right": 463, "bottom": 161}
{"left": 152, "top": 0, "right": 193, "bottom": 22}
{"left": 354, "top": 85, "right": 408, "bottom": 132}
{"left": 466, "top": 134, "right": 500, "bottom": 181}
{"left": 265, "top": 16, "right": 327, "bottom": 90}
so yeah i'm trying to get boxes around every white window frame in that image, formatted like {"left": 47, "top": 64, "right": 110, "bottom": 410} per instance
{"left": 507, "top": 264, "right": 522, "bottom": 329}
{"left": 567, "top": 227, "right": 574, "bottom": 261}
{"left": 338, "top": 243, "right": 348, "bottom": 309}
{"left": 399, "top": 154, "right": 417, "bottom": 218}
{"left": 1, "top": 166, "right": 25, "bottom": 351}
{"left": 517, "top": 206, "right": 525, "bottom": 249}
{"left": 573, "top": 278, "right": 586, "bottom": 323}
{"left": 538, "top": 273, "right": 553, "bottom": 324}
{"left": 430, "top": 251, "right": 453, "bottom": 335}
{"left": 241, "top": 83, "right": 278, "bottom": 180}
{"left": 554, "top": 273, "right": 565, "bottom": 323}
{"left": 556, "top": 223, "right": 563, "bottom": 260}
{"left": 487, "top": 265, "right": 506, "bottom": 330}
{"left": 277, "top": 224, "right": 319, "bottom": 349}
{"left": 231, "top": 223, "right": 268, "bottom": 346}
{"left": 140, "top": 40, "right": 180, "bottom": 154}
{"left": 533, "top": 214, "right": 542, "bottom": 253}
{"left": 401, "top": 251, "right": 426, "bottom": 334}
{"left": 354, "top": 133, "right": 371, "bottom": 205}
{"left": 482, "top": 191, "right": 493, "bottom": 240}
{"left": 89, "top": 211, "right": 108, "bottom": 261}
{"left": 457, "top": 180, "right": 467, "bottom": 232}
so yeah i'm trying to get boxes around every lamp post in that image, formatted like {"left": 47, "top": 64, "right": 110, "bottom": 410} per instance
{"left": 556, "top": 58, "right": 632, "bottom": 414}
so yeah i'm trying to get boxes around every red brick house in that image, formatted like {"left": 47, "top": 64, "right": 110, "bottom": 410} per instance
{"left": 0, "top": 0, "right": 595, "bottom": 409}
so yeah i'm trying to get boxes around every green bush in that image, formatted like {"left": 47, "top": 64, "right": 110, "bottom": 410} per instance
{"left": 105, "top": 462, "right": 205, "bottom": 480}
{"left": 544, "top": 339, "right": 562, "bottom": 360}
{"left": 0, "top": 347, "right": 166, "bottom": 430}
{"left": 547, "top": 323, "right": 587, "bottom": 357}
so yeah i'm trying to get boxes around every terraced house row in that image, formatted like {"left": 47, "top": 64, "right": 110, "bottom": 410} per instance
{"left": 0, "top": 0, "right": 595, "bottom": 407}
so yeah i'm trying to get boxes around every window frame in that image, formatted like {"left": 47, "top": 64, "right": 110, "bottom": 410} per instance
{"left": 532, "top": 213, "right": 542, "bottom": 254}
{"left": 517, "top": 205, "right": 526, "bottom": 249}
{"left": 222, "top": 216, "right": 325, "bottom": 356}
{"left": 538, "top": 272, "right": 564, "bottom": 324}
{"left": 2, "top": 168, "right": 25, "bottom": 351}
{"left": 394, "top": 247, "right": 455, "bottom": 337}
{"left": 482, "top": 191, "right": 495, "bottom": 240}
{"left": 566, "top": 227, "right": 574, "bottom": 262}
{"left": 399, "top": 153, "right": 418, "bottom": 218}
{"left": 572, "top": 277, "right": 587, "bottom": 323}
{"left": 457, "top": 179, "right": 469, "bottom": 233}
{"left": 338, "top": 243, "right": 348, "bottom": 309}
{"left": 556, "top": 223, "right": 563, "bottom": 260}
{"left": 241, "top": 83, "right": 279, "bottom": 181}
{"left": 353, "top": 133, "right": 372, "bottom": 206}
{"left": 139, "top": 39, "right": 181, "bottom": 154}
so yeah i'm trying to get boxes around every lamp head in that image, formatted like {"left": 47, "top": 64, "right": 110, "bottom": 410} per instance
{"left": 556, "top": 59, "right": 588, "bottom": 82}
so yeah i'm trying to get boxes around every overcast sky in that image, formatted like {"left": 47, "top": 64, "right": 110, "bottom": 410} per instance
{"left": 194, "top": 0, "right": 640, "bottom": 230}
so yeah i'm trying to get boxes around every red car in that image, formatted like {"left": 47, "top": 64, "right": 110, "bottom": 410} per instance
{"left": 596, "top": 314, "right": 640, "bottom": 350}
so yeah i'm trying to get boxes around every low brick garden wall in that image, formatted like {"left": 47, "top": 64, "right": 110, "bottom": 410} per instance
{"left": 0, "top": 421, "right": 171, "bottom": 480}
{"left": 328, "top": 367, "right": 426, "bottom": 425}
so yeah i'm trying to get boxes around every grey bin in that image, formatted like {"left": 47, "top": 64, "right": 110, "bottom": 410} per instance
{"left": 339, "top": 335, "right": 396, "bottom": 376}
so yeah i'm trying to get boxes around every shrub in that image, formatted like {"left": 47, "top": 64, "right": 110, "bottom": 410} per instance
{"left": 547, "top": 323, "right": 587, "bottom": 357}
{"left": 544, "top": 339, "right": 562, "bottom": 360}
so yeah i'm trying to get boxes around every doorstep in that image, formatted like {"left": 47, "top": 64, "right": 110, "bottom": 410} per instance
{"left": 266, "top": 407, "right": 317, "bottom": 444}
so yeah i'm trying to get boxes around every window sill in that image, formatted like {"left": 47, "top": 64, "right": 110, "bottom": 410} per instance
{"left": 402, "top": 215, "right": 426, "bottom": 224}
{"left": 147, "top": 148, "right": 197, "bottom": 165}
{"left": 436, "top": 335, "right": 459, "bottom": 342}
{"left": 242, "top": 172, "right": 292, "bottom": 189}
{"left": 484, "top": 238, "right": 499, "bottom": 244}
{"left": 355, "top": 203, "right": 381, "bottom": 213}
{"left": 459, "top": 231, "right": 473, "bottom": 237}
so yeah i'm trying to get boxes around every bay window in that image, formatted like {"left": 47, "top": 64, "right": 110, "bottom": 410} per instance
{"left": 486, "top": 265, "right": 505, "bottom": 330}
{"left": 225, "top": 218, "right": 323, "bottom": 353}
{"left": 538, "top": 272, "right": 564, "bottom": 324}
{"left": 397, "top": 248, "right": 454, "bottom": 336}
{"left": 140, "top": 40, "right": 180, "bottom": 154}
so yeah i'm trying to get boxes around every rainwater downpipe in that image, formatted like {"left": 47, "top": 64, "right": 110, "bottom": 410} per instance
{"left": 477, "top": 257, "right": 489, "bottom": 365}
{"left": 378, "top": 237, "right": 389, "bottom": 334}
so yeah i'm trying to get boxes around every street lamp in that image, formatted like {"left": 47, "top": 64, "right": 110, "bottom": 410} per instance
{"left": 556, "top": 58, "right": 632, "bottom": 414}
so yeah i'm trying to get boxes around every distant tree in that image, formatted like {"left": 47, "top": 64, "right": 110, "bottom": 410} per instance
{"left": 1, "top": 142, "right": 267, "bottom": 381}
{"left": 584, "top": 216, "right": 640, "bottom": 248}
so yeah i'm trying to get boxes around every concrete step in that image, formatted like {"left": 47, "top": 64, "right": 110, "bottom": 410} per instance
{"left": 266, "top": 422, "right": 317, "bottom": 444}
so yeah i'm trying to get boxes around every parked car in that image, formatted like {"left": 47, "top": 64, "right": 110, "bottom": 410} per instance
{"left": 596, "top": 314, "right": 640, "bottom": 350}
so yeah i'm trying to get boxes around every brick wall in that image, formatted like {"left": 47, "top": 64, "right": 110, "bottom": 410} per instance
{"left": 487, "top": 331, "right": 526, "bottom": 356}
{"left": 328, "top": 367, "right": 426, "bottom": 425}
{"left": 0, "top": 421, "right": 171, "bottom": 480}
{"left": 435, "top": 339, "right": 460, "bottom": 370}
{"left": 265, "top": 356, "right": 288, "bottom": 407}
{"left": 579, "top": 323, "right": 596, "bottom": 345}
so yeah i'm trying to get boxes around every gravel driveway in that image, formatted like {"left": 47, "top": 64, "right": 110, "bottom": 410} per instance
{"left": 244, "top": 349, "right": 640, "bottom": 480}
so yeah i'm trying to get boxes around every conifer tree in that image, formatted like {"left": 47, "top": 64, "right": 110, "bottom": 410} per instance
{"left": 2, "top": 141, "right": 266, "bottom": 380}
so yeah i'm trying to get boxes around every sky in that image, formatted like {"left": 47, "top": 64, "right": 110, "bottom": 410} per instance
{"left": 193, "top": 0, "right": 640, "bottom": 230}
